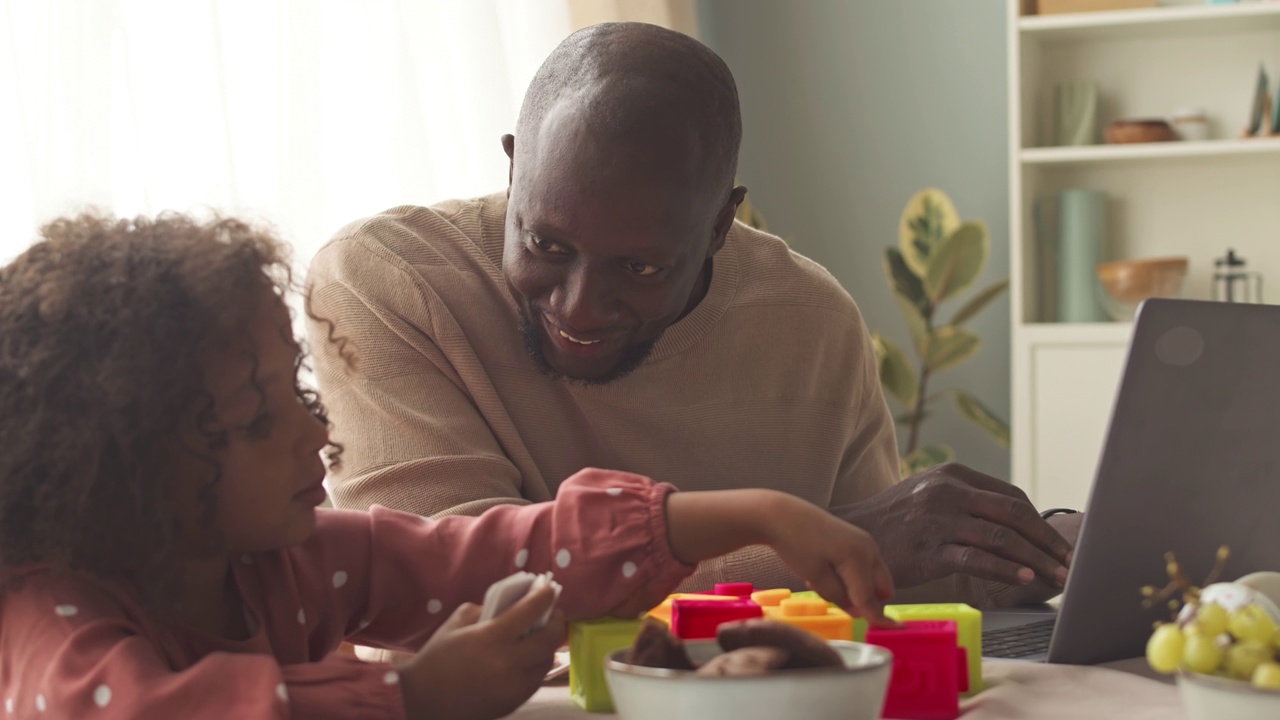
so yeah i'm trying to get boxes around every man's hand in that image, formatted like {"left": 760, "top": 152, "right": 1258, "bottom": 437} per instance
{"left": 986, "top": 512, "right": 1085, "bottom": 606}
{"left": 830, "top": 463, "right": 1073, "bottom": 591}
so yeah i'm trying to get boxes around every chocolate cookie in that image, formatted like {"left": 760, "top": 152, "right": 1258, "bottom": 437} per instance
{"left": 716, "top": 619, "right": 843, "bottom": 669}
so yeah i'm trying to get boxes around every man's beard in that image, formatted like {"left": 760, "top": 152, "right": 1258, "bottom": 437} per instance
{"left": 517, "top": 312, "right": 657, "bottom": 386}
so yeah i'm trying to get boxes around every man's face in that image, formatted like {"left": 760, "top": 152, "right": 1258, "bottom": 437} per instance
{"left": 502, "top": 108, "right": 723, "bottom": 384}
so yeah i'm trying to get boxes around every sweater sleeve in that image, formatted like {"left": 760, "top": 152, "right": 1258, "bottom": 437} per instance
{"left": 0, "top": 576, "right": 405, "bottom": 720}
{"left": 306, "top": 233, "right": 535, "bottom": 518}
{"left": 287, "top": 468, "right": 695, "bottom": 656}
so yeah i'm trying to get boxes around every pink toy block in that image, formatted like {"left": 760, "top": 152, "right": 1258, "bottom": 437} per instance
{"left": 712, "top": 582, "right": 755, "bottom": 597}
{"left": 670, "top": 598, "right": 763, "bottom": 639}
{"left": 865, "top": 620, "right": 969, "bottom": 720}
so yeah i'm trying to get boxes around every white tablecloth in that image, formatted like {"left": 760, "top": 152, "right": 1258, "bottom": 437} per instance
{"left": 512, "top": 657, "right": 1187, "bottom": 720}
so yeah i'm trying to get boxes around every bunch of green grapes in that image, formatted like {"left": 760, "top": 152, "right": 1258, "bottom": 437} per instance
{"left": 1147, "top": 601, "right": 1280, "bottom": 689}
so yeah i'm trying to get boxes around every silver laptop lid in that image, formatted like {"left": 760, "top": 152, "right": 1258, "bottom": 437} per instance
{"left": 1048, "top": 298, "right": 1280, "bottom": 665}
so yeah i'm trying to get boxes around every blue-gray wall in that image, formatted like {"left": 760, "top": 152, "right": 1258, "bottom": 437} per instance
{"left": 699, "top": 0, "right": 1012, "bottom": 480}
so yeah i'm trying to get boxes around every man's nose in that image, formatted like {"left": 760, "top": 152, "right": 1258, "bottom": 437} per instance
{"left": 551, "top": 265, "right": 619, "bottom": 331}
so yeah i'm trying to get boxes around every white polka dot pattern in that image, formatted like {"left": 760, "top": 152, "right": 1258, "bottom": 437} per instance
{"left": 54, "top": 604, "right": 78, "bottom": 617}
{"left": 515, "top": 548, "right": 529, "bottom": 568}
{"left": 93, "top": 685, "right": 111, "bottom": 708}
{"left": 276, "top": 684, "right": 289, "bottom": 702}
{"left": 297, "top": 609, "right": 306, "bottom": 625}
{"left": 622, "top": 561, "right": 637, "bottom": 578}
{"left": 606, "top": 488, "right": 623, "bottom": 496}
{"left": 5, "top": 697, "right": 12, "bottom": 713}
{"left": 332, "top": 571, "right": 348, "bottom": 589}
{"left": 35, "top": 694, "right": 45, "bottom": 712}
{"left": 383, "top": 670, "right": 399, "bottom": 685}
{"left": 427, "top": 599, "right": 443, "bottom": 614}
{"left": 555, "top": 549, "right": 571, "bottom": 568}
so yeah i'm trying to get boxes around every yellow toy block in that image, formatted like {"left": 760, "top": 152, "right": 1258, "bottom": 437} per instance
{"left": 756, "top": 589, "right": 868, "bottom": 640}
{"left": 885, "top": 603, "right": 983, "bottom": 694}
{"left": 645, "top": 593, "right": 733, "bottom": 626}
{"left": 762, "top": 596, "right": 854, "bottom": 641}
{"left": 569, "top": 617, "right": 644, "bottom": 712}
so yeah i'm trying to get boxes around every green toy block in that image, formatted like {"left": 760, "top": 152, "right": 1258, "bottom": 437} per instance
{"left": 885, "top": 603, "right": 983, "bottom": 694}
{"left": 569, "top": 617, "right": 644, "bottom": 712}
{"left": 789, "top": 590, "right": 868, "bottom": 640}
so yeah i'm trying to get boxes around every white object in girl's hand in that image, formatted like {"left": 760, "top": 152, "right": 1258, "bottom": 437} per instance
{"left": 479, "top": 571, "right": 562, "bottom": 629}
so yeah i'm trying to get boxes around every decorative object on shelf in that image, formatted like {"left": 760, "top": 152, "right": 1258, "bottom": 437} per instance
{"left": 1055, "top": 81, "right": 1098, "bottom": 146}
{"left": 1105, "top": 118, "right": 1180, "bottom": 144}
{"left": 872, "top": 189, "right": 1010, "bottom": 476}
{"left": 1272, "top": 72, "right": 1280, "bottom": 135}
{"left": 1034, "top": 0, "right": 1156, "bottom": 14}
{"left": 1096, "top": 256, "right": 1189, "bottom": 321}
{"left": 1169, "top": 108, "right": 1210, "bottom": 142}
{"left": 1243, "top": 64, "right": 1275, "bottom": 138}
{"left": 1212, "top": 249, "right": 1264, "bottom": 303}
{"left": 1037, "top": 189, "right": 1110, "bottom": 323}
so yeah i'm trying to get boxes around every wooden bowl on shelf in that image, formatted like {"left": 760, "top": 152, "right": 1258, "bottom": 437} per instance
{"left": 1105, "top": 119, "right": 1179, "bottom": 144}
{"left": 1096, "top": 256, "right": 1188, "bottom": 321}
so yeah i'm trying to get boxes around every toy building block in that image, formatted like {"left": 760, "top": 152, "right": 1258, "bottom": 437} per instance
{"left": 713, "top": 582, "right": 755, "bottom": 597}
{"left": 761, "top": 596, "right": 854, "bottom": 641}
{"left": 569, "top": 617, "right": 644, "bottom": 713}
{"left": 865, "top": 620, "right": 969, "bottom": 720}
{"left": 646, "top": 593, "right": 734, "bottom": 626}
{"left": 670, "top": 598, "right": 763, "bottom": 639}
{"left": 755, "top": 588, "right": 867, "bottom": 641}
{"left": 885, "top": 603, "right": 982, "bottom": 694}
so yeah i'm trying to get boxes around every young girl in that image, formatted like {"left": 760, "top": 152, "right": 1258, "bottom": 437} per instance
{"left": 0, "top": 213, "right": 894, "bottom": 719}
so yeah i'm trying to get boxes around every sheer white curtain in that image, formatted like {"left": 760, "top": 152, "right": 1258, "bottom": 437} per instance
{"left": 0, "top": 0, "right": 575, "bottom": 268}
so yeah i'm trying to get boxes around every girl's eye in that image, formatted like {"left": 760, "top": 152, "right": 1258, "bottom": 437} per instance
{"left": 624, "top": 260, "right": 661, "bottom": 277}
{"left": 242, "top": 413, "right": 275, "bottom": 440}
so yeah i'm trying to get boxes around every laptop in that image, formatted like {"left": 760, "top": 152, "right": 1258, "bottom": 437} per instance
{"left": 981, "top": 298, "right": 1280, "bottom": 664}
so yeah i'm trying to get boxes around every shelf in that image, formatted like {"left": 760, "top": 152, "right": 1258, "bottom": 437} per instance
{"left": 1020, "top": 137, "right": 1280, "bottom": 166}
{"left": 1020, "top": 3, "right": 1280, "bottom": 42}
{"left": 1017, "top": 322, "right": 1135, "bottom": 346}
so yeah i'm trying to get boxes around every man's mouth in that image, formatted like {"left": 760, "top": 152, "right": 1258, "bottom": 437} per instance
{"left": 557, "top": 329, "right": 601, "bottom": 345}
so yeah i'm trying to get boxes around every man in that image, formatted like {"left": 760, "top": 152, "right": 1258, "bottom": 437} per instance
{"left": 307, "top": 22, "right": 1080, "bottom": 607}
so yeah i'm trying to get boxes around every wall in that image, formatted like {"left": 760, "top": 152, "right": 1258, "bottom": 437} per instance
{"left": 698, "top": 0, "right": 1012, "bottom": 480}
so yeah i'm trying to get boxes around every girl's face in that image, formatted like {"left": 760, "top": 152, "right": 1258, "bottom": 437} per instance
{"left": 180, "top": 296, "right": 331, "bottom": 554}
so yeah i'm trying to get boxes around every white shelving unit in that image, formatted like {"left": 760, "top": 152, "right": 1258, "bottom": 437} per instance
{"left": 1006, "top": 0, "right": 1280, "bottom": 509}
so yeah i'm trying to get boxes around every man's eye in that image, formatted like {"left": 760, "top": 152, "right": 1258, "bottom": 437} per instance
{"left": 530, "top": 236, "right": 567, "bottom": 254}
{"left": 624, "top": 260, "right": 661, "bottom": 277}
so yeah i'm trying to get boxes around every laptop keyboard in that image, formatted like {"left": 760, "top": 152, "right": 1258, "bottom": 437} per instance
{"left": 982, "top": 618, "right": 1056, "bottom": 659}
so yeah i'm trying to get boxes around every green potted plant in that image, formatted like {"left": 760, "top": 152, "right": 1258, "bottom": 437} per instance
{"left": 874, "top": 188, "right": 1010, "bottom": 476}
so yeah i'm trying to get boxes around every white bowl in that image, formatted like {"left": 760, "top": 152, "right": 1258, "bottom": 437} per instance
{"left": 1179, "top": 672, "right": 1280, "bottom": 720}
{"left": 605, "top": 639, "right": 892, "bottom": 720}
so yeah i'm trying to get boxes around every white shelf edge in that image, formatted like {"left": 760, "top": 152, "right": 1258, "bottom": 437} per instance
{"left": 1016, "top": 322, "right": 1135, "bottom": 346}
{"left": 1020, "top": 137, "right": 1280, "bottom": 165}
{"left": 1019, "top": 3, "right": 1280, "bottom": 34}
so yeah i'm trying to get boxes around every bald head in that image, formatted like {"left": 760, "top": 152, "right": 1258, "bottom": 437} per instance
{"left": 514, "top": 22, "right": 741, "bottom": 199}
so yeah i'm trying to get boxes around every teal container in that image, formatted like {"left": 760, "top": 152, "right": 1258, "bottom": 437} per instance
{"left": 1056, "top": 189, "right": 1108, "bottom": 323}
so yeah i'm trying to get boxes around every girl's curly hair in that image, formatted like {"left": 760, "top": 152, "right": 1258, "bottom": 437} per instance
{"left": 0, "top": 212, "right": 338, "bottom": 605}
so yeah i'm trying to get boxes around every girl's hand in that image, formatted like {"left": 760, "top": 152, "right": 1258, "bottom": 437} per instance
{"left": 396, "top": 584, "right": 566, "bottom": 720}
{"left": 764, "top": 494, "right": 895, "bottom": 625}
{"left": 666, "top": 489, "right": 896, "bottom": 626}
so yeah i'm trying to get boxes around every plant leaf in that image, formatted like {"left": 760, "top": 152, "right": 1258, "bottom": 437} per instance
{"left": 884, "top": 247, "right": 928, "bottom": 311}
{"left": 899, "top": 189, "right": 959, "bottom": 277}
{"left": 952, "top": 390, "right": 1011, "bottom": 448}
{"left": 873, "top": 335, "right": 918, "bottom": 407}
{"left": 950, "top": 279, "right": 1010, "bottom": 327}
{"left": 925, "top": 221, "right": 988, "bottom": 305}
{"left": 900, "top": 445, "right": 955, "bottom": 477}
{"left": 893, "top": 293, "right": 930, "bottom": 355}
{"left": 924, "top": 326, "right": 981, "bottom": 373}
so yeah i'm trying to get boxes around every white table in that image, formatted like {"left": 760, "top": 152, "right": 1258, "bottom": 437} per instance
{"left": 512, "top": 658, "right": 1187, "bottom": 720}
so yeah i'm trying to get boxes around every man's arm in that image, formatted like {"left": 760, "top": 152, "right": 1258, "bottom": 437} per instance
{"left": 306, "top": 236, "right": 538, "bottom": 517}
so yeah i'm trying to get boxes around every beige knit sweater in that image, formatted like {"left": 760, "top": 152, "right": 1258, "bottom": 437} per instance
{"left": 307, "top": 193, "right": 970, "bottom": 600}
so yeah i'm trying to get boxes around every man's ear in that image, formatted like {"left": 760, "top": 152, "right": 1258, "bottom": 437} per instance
{"left": 501, "top": 134, "right": 516, "bottom": 187}
{"left": 709, "top": 185, "right": 749, "bottom": 257}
